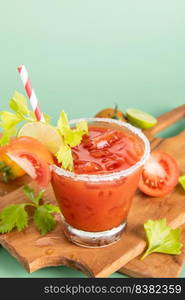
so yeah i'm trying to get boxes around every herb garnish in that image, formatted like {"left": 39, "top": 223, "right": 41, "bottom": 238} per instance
{"left": 0, "top": 91, "right": 50, "bottom": 146}
{"left": 141, "top": 218, "right": 182, "bottom": 260}
{"left": 0, "top": 185, "right": 60, "bottom": 235}
{"left": 56, "top": 111, "right": 88, "bottom": 171}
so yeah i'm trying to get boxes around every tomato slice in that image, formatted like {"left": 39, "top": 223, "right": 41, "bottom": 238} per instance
{"left": 7, "top": 137, "right": 54, "bottom": 164}
{"left": 6, "top": 137, "right": 54, "bottom": 187}
{"left": 139, "top": 151, "right": 179, "bottom": 197}
{"left": 7, "top": 151, "right": 51, "bottom": 188}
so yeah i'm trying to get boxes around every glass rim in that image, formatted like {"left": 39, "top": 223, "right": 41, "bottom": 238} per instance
{"left": 52, "top": 117, "right": 150, "bottom": 182}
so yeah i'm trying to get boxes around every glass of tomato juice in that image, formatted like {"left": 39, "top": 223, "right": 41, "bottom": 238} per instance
{"left": 52, "top": 118, "right": 150, "bottom": 248}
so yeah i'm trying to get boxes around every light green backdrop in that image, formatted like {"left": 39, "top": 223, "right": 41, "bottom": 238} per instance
{"left": 0, "top": 0, "right": 184, "bottom": 278}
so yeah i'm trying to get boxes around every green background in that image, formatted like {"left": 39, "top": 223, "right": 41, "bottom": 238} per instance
{"left": 0, "top": 0, "right": 185, "bottom": 278}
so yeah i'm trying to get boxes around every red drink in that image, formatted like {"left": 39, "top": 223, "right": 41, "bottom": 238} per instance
{"left": 52, "top": 118, "right": 150, "bottom": 247}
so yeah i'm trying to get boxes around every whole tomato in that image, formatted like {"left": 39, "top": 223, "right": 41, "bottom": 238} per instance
{"left": 95, "top": 105, "right": 126, "bottom": 121}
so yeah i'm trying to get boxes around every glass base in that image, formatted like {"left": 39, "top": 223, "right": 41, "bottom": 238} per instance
{"left": 61, "top": 216, "right": 127, "bottom": 248}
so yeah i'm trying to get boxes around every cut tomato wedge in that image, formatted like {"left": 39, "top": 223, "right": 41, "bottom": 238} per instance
{"left": 6, "top": 137, "right": 54, "bottom": 187}
{"left": 139, "top": 151, "right": 179, "bottom": 197}
{"left": 7, "top": 137, "right": 54, "bottom": 164}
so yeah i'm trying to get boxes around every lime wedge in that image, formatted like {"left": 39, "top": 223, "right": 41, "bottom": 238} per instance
{"left": 17, "top": 122, "right": 63, "bottom": 154}
{"left": 126, "top": 108, "right": 157, "bottom": 129}
{"left": 179, "top": 175, "right": 185, "bottom": 190}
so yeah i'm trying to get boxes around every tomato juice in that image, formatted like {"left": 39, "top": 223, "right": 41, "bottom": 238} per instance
{"left": 52, "top": 119, "right": 149, "bottom": 241}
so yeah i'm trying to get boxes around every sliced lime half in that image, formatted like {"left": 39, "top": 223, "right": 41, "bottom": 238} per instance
{"left": 126, "top": 108, "right": 157, "bottom": 129}
{"left": 17, "top": 122, "right": 64, "bottom": 154}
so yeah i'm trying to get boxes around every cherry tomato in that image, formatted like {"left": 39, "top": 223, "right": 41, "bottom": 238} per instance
{"left": 139, "top": 151, "right": 179, "bottom": 197}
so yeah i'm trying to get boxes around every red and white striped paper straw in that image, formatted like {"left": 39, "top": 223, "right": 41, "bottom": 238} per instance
{"left": 17, "top": 65, "right": 45, "bottom": 122}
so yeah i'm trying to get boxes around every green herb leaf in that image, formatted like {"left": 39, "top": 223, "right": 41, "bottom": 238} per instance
{"left": 34, "top": 189, "right": 46, "bottom": 205}
{"left": 57, "top": 111, "right": 70, "bottom": 135}
{"left": 56, "top": 144, "right": 73, "bottom": 171}
{"left": 23, "top": 185, "right": 35, "bottom": 202}
{"left": 64, "top": 128, "right": 85, "bottom": 147}
{"left": 44, "top": 204, "right": 61, "bottom": 213}
{"left": 0, "top": 127, "right": 17, "bottom": 146}
{"left": 23, "top": 185, "right": 45, "bottom": 206}
{"left": 9, "top": 91, "right": 30, "bottom": 117}
{"left": 0, "top": 111, "right": 22, "bottom": 129}
{"left": 76, "top": 120, "right": 88, "bottom": 133}
{"left": 0, "top": 204, "right": 28, "bottom": 233}
{"left": 0, "top": 100, "right": 24, "bottom": 145}
{"left": 0, "top": 185, "right": 59, "bottom": 236}
{"left": 43, "top": 113, "right": 51, "bottom": 124}
{"left": 141, "top": 219, "right": 183, "bottom": 260}
{"left": 179, "top": 175, "right": 185, "bottom": 190}
{"left": 58, "top": 113, "right": 88, "bottom": 147}
{"left": 57, "top": 111, "right": 88, "bottom": 170}
{"left": 33, "top": 206, "right": 56, "bottom": 235}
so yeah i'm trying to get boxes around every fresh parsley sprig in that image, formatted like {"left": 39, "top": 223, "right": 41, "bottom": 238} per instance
{"left": 0, "top": 91, "right": 50, "bottom": 146}
{"left": 141, "top": 218, "right": 182, "bottom": 260}
{"left": 0, "top": 185, "right": 60, "bottom": 235}
{"left": 56, "top": 111, "right": 88, "bottom": 171}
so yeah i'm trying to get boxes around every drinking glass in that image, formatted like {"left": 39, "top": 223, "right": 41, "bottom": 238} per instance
{"left": 52, "top": 118, "right": 150, "bottom": 248}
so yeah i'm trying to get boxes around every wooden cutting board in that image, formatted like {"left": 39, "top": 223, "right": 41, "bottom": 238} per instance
{"left": 119, "top": 104, "right": 185, "bottom": 278}
{"left": 0, "top": 105, "right": 185, "bottom": 278}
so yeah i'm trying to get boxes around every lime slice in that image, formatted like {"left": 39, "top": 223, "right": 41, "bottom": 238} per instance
{"left": 17, "top": 122, "right": 63, "bottom": 154}
{"left": 179, "top": 175, "right": 185, "bottom": 190}
{"left": 126, "top": 108, "right": 157, "bottom": 129}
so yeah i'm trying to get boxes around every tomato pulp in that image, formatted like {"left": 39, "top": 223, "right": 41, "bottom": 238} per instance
{"left": 52, "top": 124, "right": 145, "bottom": 232}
